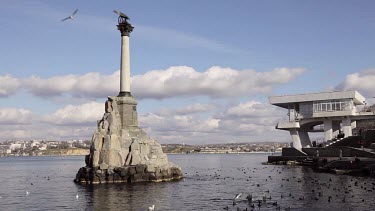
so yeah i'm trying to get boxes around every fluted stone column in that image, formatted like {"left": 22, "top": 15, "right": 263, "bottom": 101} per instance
{"left": 117, "top": 17, "right": 134, "bottom": 97}
{"left": 120, "top": 36, "right": 130, "bottom": 93}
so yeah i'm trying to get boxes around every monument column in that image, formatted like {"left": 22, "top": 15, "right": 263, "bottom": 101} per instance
{"left": 114, "top": 13, "right": 138, "bottom": 129}
{"left": 117, "top": 16, "right": 134, "bottom": 96}
{"left": 74, "top": 11, "right": 182, "bottom": 184}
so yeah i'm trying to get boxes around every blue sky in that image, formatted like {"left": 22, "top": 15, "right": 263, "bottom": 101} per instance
{"left": 1, "top": 0, "right": 375, "bottom": 143}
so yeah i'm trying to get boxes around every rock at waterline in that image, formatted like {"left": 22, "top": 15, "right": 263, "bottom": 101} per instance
{"left": 74, "top": 95, "right": 182, "bottom": 184}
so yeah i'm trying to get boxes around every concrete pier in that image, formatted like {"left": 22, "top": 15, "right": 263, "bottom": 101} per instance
{"left": 269, "top": 90, "right": 375, "bottom": 150}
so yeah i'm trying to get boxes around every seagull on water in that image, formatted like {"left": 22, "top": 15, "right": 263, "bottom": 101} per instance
{"left": 61, "top": 9, "right": 78, "bottom": 21}
{"left": 234, "top": 193, "right": 242, "bottom": 200}
{"left": 26, "top": 191, "right": 30, "bottom": 196}
{"left": 148, "top": 205, "right": 155, "bottom": 211}
{"left": 76, "top": 194, "right": 79, "bottom": 200}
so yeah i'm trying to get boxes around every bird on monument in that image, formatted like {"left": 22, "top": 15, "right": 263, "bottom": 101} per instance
{"left": 113, "top": 10, "right": 130, "bottom": 20}
{"left": 61, "top": 9, "right": 78, "bottom": 21}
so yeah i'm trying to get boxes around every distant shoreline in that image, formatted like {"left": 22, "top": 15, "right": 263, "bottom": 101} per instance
{"left": 167, "top": 151, "right": 278, "bottom": 154}
{"left": 1, "top": 150, "right": 278, "bottom": 157}
{"left": 1, "top": 148, "right": 89, "bottom": 157}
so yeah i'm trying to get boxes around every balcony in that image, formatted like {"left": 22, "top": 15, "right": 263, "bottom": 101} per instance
{"left": 276, "top": 121, "right": 300, "bottom": 129}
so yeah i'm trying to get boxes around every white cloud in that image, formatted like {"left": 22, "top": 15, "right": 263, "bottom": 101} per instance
{"left": 174, "top": 103, "right": 216, "bottom": 115}
{"left": 133, "top": 66, "right": 304, "bottom": 99}
{"left": 335, "top": 69, "right": 375, "bottom": 97}
{"left": 24, "top": 72, "right": 119, "bottom": 98}
{"left": 223, "top": 101, "right": 282, "bottom": 118}
{"left": 0, "top": 75, "right": 20, "bottom": 97}
{"left": 42, "top": 102, "right": 104, "bottom": 126}
{"left": 0, "top": 126, "right": 32, "bottom": 140}
{"left": 140, "top": 113, "right": 218, "bottom": 133}
{"left": 139, "top": 100, "right": 289, "bottom": 144}
{"left": 0, "top": 124, "right": 95, "bottom": 141}
{"left": 139, "top": 103, "right": 220, "bottom": 138}
{"left": 0, "top": 100, "right": 290, "bottom": 143}
{"left": 25, "top": 75, "right": 77, "bottom": 97}
{"left": 156, "top": 103, "right": 216, "bottom": 116}
{"left": 139, "top": 112, "right": 221, "bottom": 143}
{"left": 4, "top": 66, "right": 304, "bottom": 100}
{"left": 216, "top": 101, "right": 285, "bottom": 136}
{"left": 0, "top": 108, "right": 33, "bottom": 125}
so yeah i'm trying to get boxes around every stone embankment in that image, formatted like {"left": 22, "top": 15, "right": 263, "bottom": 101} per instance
{"left": 267, "top": 156, "right": 375, "bottom": 177}
{"left": 313, "top": 157, "right": 375, "bottom": 177}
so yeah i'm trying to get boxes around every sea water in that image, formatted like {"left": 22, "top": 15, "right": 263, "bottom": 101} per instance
{"left": 0, "top": 153, "right": 374, "bottom": 210}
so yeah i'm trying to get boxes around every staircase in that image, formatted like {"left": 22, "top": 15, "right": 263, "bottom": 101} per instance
{"left": 326, "top": 136, "right": 362, "bottom": 148}
{"left": 323, "top": 138, "right": 343, "bottom": 147}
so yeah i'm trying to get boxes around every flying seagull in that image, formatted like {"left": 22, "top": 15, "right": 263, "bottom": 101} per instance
{"left": 113, "top": 10, "right": 130, "bottom": 20}
{"left": 61, "top": 9, "right": 78, "bottom": 21}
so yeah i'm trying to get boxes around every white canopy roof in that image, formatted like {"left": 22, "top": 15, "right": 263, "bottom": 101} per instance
{"left": 269, "top": 90, "right": 365, "bottom": 109}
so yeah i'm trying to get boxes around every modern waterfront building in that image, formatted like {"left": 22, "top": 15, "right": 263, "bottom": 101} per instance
{"left": 269, "top": 90, "right": 375, "bottom": 151}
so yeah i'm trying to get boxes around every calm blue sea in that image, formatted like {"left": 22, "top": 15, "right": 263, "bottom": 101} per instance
{"left": 0, "top": 153, "right": 374, "bottom": 211}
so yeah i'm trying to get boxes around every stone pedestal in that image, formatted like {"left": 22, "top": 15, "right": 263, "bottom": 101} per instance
{"left": 74, "top": 96, "right": 182, "bottom": 184}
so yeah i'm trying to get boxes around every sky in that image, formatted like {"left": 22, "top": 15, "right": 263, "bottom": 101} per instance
{"left": 1, "top": 0, "right": 375, "bottom": 144}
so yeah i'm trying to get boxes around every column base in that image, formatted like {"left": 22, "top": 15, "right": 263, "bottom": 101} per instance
{"left": 118, "top": 91, "right": 132, "bottom": 97}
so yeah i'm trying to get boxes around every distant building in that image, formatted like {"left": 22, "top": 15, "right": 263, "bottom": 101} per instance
{"left": 269, "top": 90, "right": 375, "bottom": 150}
{"left": 30, "top": 140, "right": 40, "bottom": 147}
{"left": 39, "top": 144, "right": 47, "bottom": 150}
{"left": 10, "top": 143, "right": 22, "bottom": 151}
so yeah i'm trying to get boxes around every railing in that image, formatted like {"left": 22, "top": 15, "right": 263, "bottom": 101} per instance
{"left": 357, "top": 105, "right": 375, "bottom": 114}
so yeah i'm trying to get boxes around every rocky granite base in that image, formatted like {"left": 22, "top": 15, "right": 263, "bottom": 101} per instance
{"left": 74, "top": 95, "right": 183, "bottom": 184}
{"left": 75, "top": 164, "right": 182, "bottom": 184}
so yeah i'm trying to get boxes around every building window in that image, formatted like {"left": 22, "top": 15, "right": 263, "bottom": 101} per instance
{"left": 313, "top": 100, "right": 352, "bottom": 112}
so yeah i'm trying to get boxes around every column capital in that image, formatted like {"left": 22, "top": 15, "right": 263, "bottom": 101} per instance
{"left": 117, "top": 21, "right": 134, "bottom": 36}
